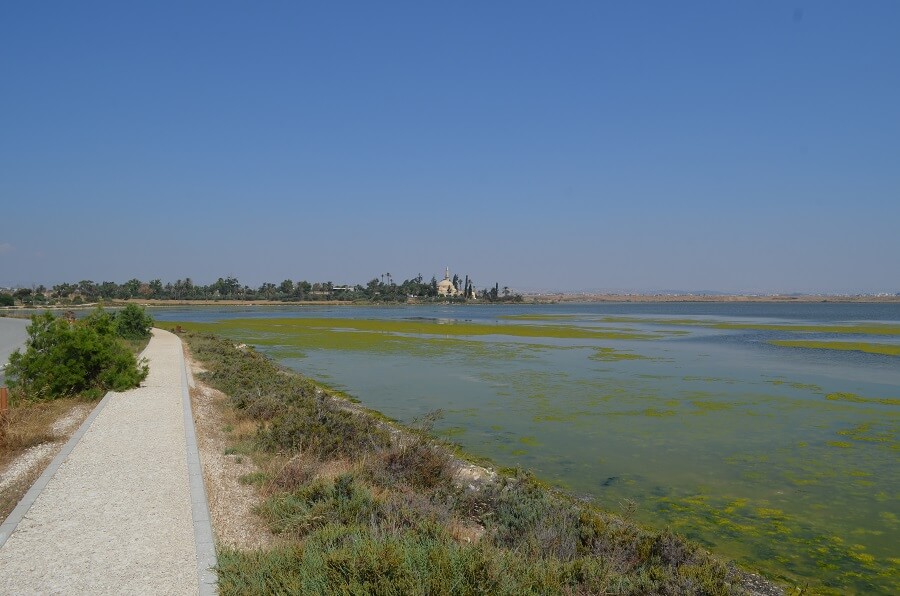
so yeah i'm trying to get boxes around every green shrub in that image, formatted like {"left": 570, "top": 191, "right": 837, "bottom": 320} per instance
{"left": 216, "top": 526, "right": 552, "bottom": 596}
{"left": 6, "top": 311, "right": 149, "bottom": 400}
{"left": 0, "top": 293, "right": 14, "bottom": 307}
{"left": 184, "top": 332, "right": 391, "bottom": 458}
{"left": 114, "top": 303, "right": 154, "bottom": 339}
{"left": 261, "top": 474, "right": 381, "bottom": 537}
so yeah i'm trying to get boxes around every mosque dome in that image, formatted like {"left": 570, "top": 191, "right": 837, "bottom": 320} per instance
{"left": 437, "top": 267, "right": 459, "bottom": 296}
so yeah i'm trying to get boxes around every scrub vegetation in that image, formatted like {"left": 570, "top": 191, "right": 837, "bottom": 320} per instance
{"left": 181, "top": 331, "right": 765, "bottom": 595}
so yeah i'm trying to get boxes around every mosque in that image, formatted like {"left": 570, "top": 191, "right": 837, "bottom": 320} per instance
{"left": 437, "top": 267, "right": 476, "bottom": 299}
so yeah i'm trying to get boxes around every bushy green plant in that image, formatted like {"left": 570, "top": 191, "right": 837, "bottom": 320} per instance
{"left": 6, "top": 311, "right": 148, "bottom": 400}
{"left": 216, "top": 525, "right": 649, "bottom": 596}
{"left": 261, "top": 474, "right": 381, "bottom": 537}
{"left": 185, "top": 333, "right": 391, "bottom": 458}
{"left": 114, "top": 303, "right": 154, "bottom": 339}
{"left": 0, "top": 293, "right": 14, "bottom": 307}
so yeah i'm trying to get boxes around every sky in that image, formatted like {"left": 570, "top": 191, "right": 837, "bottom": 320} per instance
{"left": 1, "top": 2, "right": 898, "bottom": 294}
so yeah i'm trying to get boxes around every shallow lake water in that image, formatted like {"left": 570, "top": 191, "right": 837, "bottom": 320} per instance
{"left": 153, "top": 302, "right": 900, "bottom": 593}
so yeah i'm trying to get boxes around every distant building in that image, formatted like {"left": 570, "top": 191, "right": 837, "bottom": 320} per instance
{"left": 437, "top": 267, "right": 459, "bottom": 297}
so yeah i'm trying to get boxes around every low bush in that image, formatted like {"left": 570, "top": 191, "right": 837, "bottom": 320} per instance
{"left": 376, "top": 411, "right": 455, "bottom": 490}
{"left": 114, "top": 303, "right": 154, "bottom": 339}
{"left": 185, "top": 333, "right": 391, "bottom": 458}
{"left": 215, "top": 525, "right": 623, "bottom": 596}
{"left": 6, "top": 311, "right": 148, "bottom": 400}
{"left": 261, "top": 473, "right": 381, "bottom": 537}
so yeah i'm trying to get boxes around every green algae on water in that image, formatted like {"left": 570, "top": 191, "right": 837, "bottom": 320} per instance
{"left": 589, "top": 347, "right": 652, "bottom": 362}
{"left": 641, "top": 408, "right": 677, "bottom": 417}
{"left": 691, "top": 400, "right": 733, "bottom": 412}
{"left": 835, "top": 421, "right": 897, "bottom": 447}
{"left": 591, "top": 316, "right": 900, "bottom": 336}
{"left": 826, "top": 392, "right": 900, "bottom": 406}
{"left": 654, "top": 491, "right": 900, "bottom": 594}
{"left": 211, "top": 316, "right": 658, "bottom": 340}
{"left": 826, "top": 441, "right": 854, "bottom": 449}
{"left": 767, "top": 379, "right": 823, "bottom": 392}
{"left": 770, "top": 340, "right": 900, "bottom": 358}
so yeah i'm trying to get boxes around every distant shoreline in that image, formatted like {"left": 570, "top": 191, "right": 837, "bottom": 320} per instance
{"left": 2, "top": 294, "right": 899, "bottom": 311}
{"left": 526, "top": 293, "right": 900, "bottom": 304}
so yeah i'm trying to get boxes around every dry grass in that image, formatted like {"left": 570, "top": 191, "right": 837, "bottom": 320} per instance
{"left": 0, "top": 397, "right": 83, "bottom": 467}
{"left": 448, "top": 519, "right": 486, "bottom": 544}
{"left": 0, "top": 459, "right": 46, "bottom": 520}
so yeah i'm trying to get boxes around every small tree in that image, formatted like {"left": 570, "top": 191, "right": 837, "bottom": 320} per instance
{"left": 13, "top": 288, "right": 32, "bottom": 304}
{"left": 0, "top": 293, "right": 13, "bottom": 307}
{"left": 114, "top": 304, "right": 154, "bottom": 340}
{"left": 7, "top": 311, "right": 148, "bottom": 400}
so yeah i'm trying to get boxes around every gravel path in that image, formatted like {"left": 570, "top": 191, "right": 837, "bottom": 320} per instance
{"left": 0, "top": 329, "right": 215, "bottom": 595}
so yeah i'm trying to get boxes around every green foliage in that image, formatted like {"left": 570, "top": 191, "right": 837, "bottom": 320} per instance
{"left": 40, "top": 273, "right": 520, "bottom": 304}
{"left": 216, "top": 525, "right": 622, "bottom": 596}
{"left": 185, "top": 333, "right": 391, "bottom": 458}
{"left": 261, "top": 474, "right": 381, "bottom": 537}
{"left": 216, "top": 521, "right": 734, "bottom": 596}
{"left": 0, "top": 293, "right": 14, "bottom": 307}
{"left": 114, "top": 303, "right": 154, "bottom": 339}
{"left": 6, "top": 311, "right": 148, "bottom": 400}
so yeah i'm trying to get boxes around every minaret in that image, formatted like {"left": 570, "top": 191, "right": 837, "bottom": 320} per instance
{"left": 445, "top": 266, "right": 450, "bottom": 280}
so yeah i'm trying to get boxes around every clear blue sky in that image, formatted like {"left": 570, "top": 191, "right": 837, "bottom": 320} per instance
{"left": 1, "top": 2, "right": 898, "bottom": 293}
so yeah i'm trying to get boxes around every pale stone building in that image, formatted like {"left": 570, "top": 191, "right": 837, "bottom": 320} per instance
{"left": 437, "top": 267, "right": 459, "bottom": 297}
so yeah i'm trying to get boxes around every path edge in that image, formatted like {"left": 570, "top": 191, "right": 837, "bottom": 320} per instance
{"left": 0, "top": 390, "right": 114, "bottom": 548}
{"left": 176, "top": 331, "right": 218, "bottom": 595}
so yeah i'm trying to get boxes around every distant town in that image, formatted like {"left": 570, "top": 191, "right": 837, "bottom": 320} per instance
{"left": 0, "top": 269, "right": 525, "bottom": 306}
{"left": 3, "top": 278, "right": 899, "bottom": 308}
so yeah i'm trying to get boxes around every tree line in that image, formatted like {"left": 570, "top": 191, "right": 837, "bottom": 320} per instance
{"left": 1, "top": 274, "right": 523, "bottom": 305}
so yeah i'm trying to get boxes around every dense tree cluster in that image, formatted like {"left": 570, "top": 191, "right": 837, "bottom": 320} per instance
{"left": 3, "top": 274, "right": 523, "bottom": 305}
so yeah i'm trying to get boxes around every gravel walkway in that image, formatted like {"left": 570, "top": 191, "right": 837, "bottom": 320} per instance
{"left": 0, "top": 329, "right": 215, "bottom": 595}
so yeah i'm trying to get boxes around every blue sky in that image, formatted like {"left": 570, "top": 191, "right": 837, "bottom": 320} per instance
{"left": 1, "top": 2, "right": 898, "bottom": 293}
